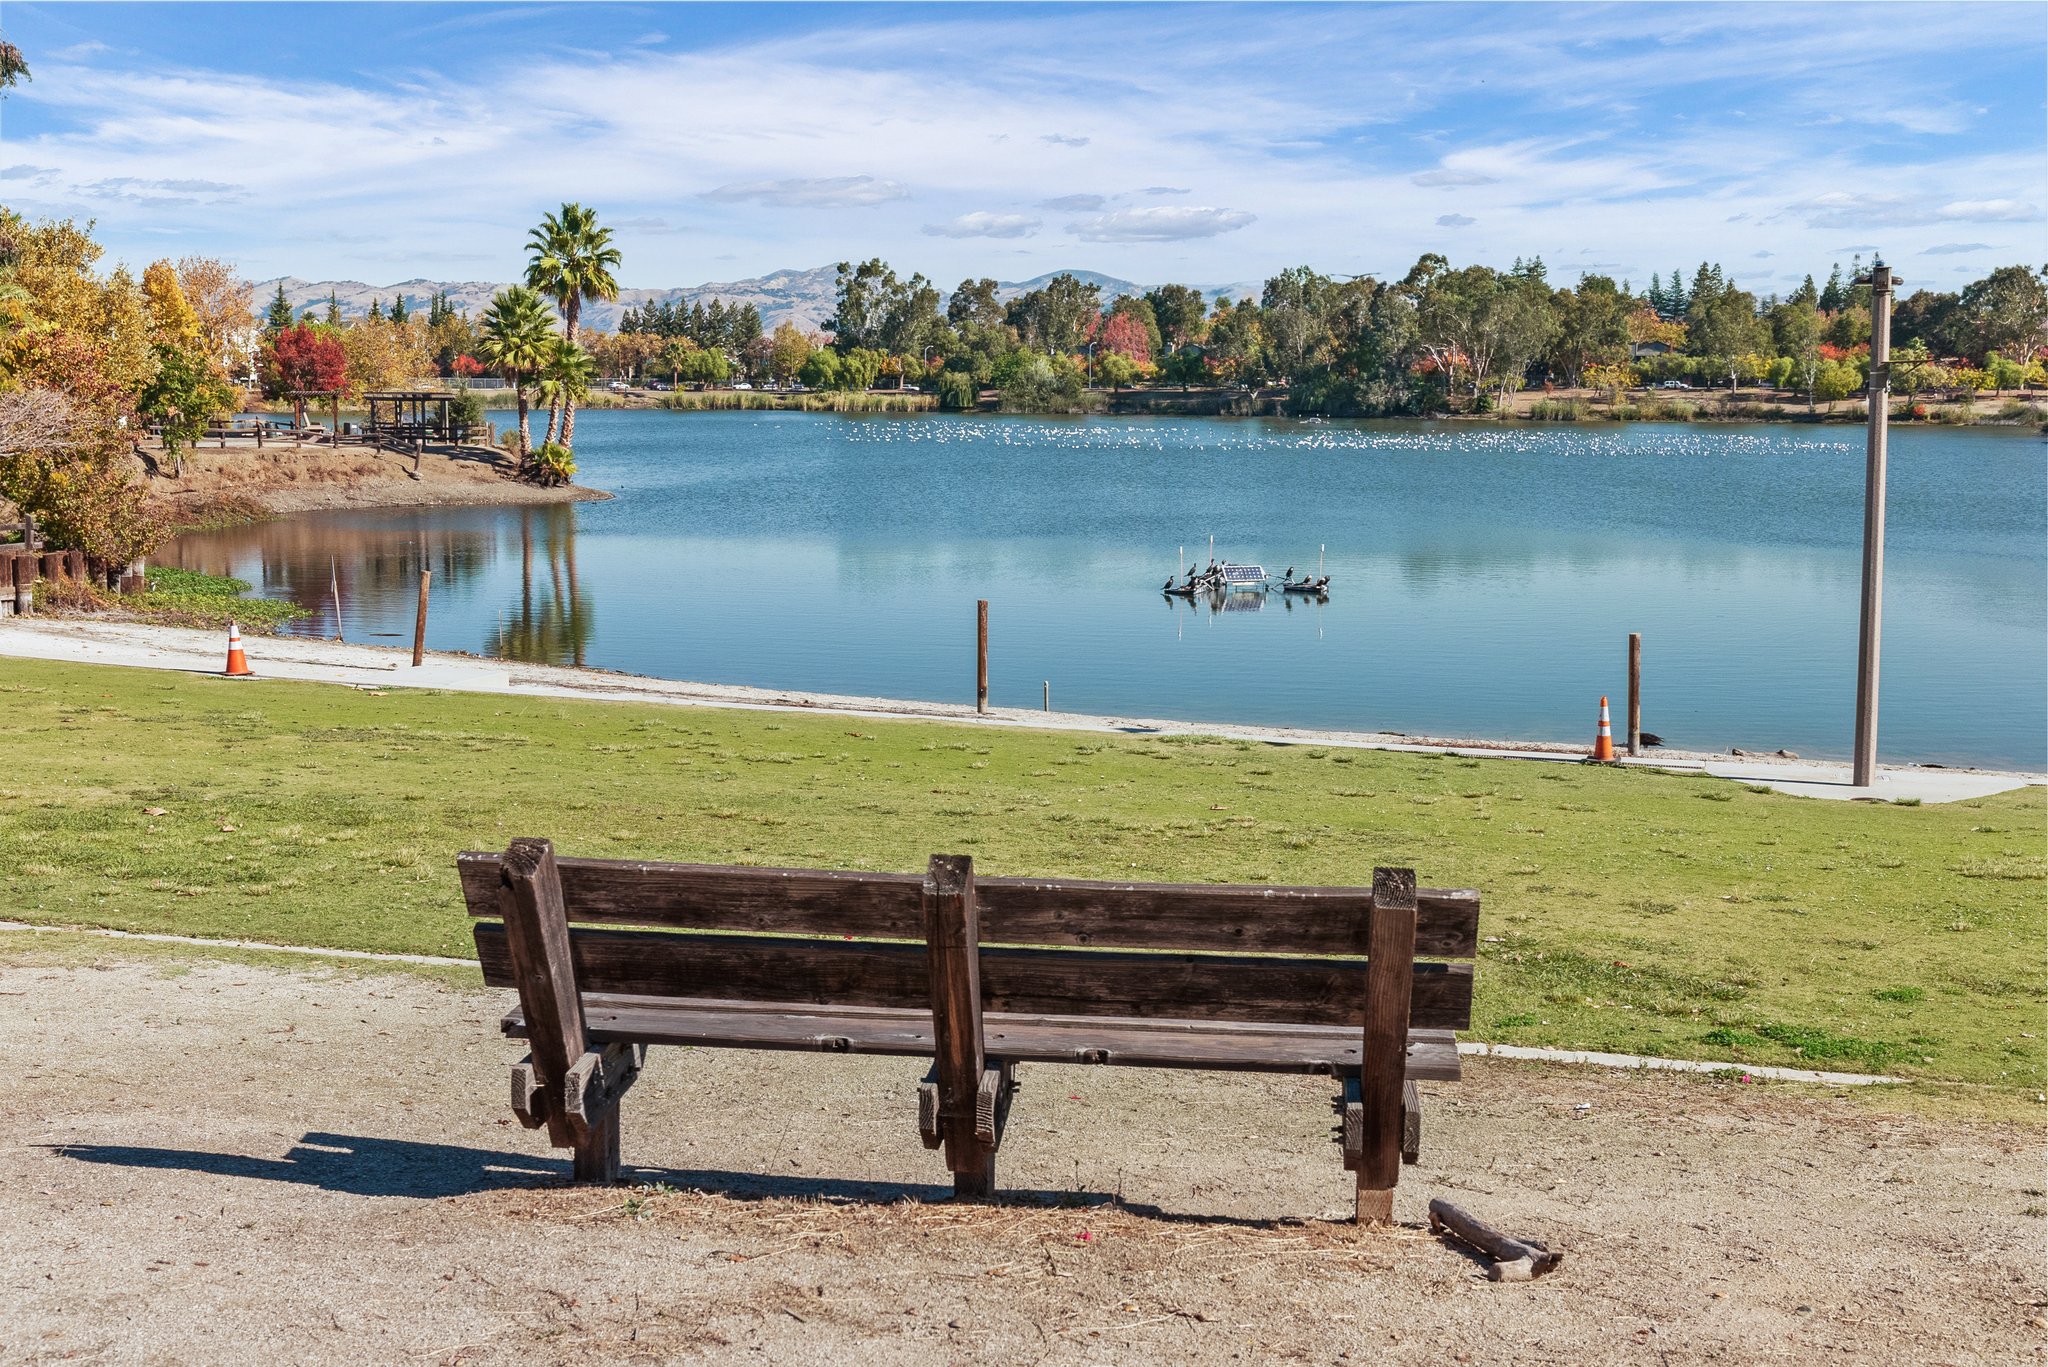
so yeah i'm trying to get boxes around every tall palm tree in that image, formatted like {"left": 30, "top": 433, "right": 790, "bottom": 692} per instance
{"left": 477, "top": 286, "right": 556, "bottom": 461}
{"left": 524, "top": 203, "right": 620, "bottom": 451}
{"left": 536, "top": 339, "right": 597, "bottom": 448}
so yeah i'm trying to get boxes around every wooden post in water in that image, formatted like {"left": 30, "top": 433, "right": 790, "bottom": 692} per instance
{"left": 413, "top": 569, "right": 431, "bottom": 666}
{"left": 1852, "top": 260, "right": 1897, "bottom": 789}
{"left": 329, "top": 557, "right": 344, "bottom": 642}
{"left": 975, "top": 600, "right": 989, "bottom": 714}
{"left": 1627, "top": 633, "right": 1642, "bottom": 757}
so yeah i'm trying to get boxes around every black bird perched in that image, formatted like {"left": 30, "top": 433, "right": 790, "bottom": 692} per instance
{"left": 1639, "top": 732, "right": 1664, "bottom": 747}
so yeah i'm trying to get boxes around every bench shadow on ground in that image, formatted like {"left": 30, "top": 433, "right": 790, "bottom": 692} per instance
{"left": 46, "top": 1133, "right": 1324, "bottom": 1227}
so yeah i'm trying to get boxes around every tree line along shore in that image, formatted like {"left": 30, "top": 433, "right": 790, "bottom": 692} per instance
{"left": 3, "top": 201, "right": 2045, "bottom": 583}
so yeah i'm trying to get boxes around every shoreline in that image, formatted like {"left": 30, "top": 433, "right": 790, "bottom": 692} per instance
{"left": 0, "top": 618, "right": 2036, "bottom": 803}
{"left": 139, "top": 440, "right": 610, "bottom": 522}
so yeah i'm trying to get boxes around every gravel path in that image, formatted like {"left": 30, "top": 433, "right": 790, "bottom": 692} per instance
{"left": 4, "top": 957, "right": 2041, "bottom": 1365}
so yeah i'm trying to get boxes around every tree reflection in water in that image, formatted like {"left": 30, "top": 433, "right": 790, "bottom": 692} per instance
{"left": 483, "top": 505, "right": 594, "bottom": 666}
{"left": 166, "top": 512, "right": 495, "bottom": 641}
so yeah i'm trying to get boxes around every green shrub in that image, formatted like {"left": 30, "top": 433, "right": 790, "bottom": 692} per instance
{"left": 935, "top": 370, "right": 979, "bottom": 412}
{"left": 526, "top": 442, "right": 575, "bottom": 487}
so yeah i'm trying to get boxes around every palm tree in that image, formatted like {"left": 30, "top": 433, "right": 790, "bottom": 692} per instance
{"left": 477, "top": 286, "right": 556, "bottom": 461}
{"left": 524, "top": 203, "right": 620, "bottom": 452}
{"left": 537, "top": 339, "right": 597, "bottom": 448}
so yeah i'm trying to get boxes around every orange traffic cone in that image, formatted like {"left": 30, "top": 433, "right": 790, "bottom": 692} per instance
{"left": 1590, "top": 695, "right": 1615, "bottom": 762}
{"left": 223, "top": 621, "right": 253, "bottom": 677}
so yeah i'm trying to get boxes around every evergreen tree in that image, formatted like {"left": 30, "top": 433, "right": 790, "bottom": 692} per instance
{"left": 1668, "top": 269, "right": 1689, "bottom": 317}
{"left": 368, "top": 298, "right": 383, "bottom": 322}
{"left": 1819, "top": 264, "right": 1845, "bottom": 312}
{"left": 619, "top": 305, "right": 641, "bottom": 333}
{"left": 325, "top": 290, "right": 341, "bottom": 326}
{"left": 1790, "top": 275, "right": 1818, "bottom": 308}
{"left": 265, "top": 283, "right": 294, "bottom": 332}
{"left": 389, "top": 295, "right": 408, "bottom": 324}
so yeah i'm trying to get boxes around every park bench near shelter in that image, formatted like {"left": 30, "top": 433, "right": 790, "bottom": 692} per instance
{"left": 458, "top": 840, "right": 1479, "bottom": 1222}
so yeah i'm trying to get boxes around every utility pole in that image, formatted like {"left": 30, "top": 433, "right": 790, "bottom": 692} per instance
{"left": 1851, "top": 259, "right": 1897, "bottom": 788}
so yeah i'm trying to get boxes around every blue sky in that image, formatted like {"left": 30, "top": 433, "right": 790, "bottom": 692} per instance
{"left": 1, "top": 1, "right": 2041, "bottom": 292}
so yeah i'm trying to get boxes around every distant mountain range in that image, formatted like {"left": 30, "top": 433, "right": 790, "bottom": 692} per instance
{"left": 251, "top": 267, "right": 1262, "bottom": 332}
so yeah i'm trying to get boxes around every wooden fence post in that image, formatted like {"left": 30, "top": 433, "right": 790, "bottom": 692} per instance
{"left": 413, "top": 569, "right": 431, "bottom": 666}
{"left": 976, "top": 600, "right": 989, "bottom": 714}
{"left": 1356, "top": 867, "right": 1417, "bottom": 1224}
{"left": 1627, "top": 633, "right": 1642, "bottom": 757}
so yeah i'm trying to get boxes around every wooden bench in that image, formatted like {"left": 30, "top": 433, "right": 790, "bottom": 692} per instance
{"left": 459, "top": 840, "right": 1479, "bottom": 1223}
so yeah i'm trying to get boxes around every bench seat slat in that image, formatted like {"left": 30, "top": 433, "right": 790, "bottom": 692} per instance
{"left": 499, "top": 995, "right": 1462, "bottom": 1080}
{"left": 457, "top": 852, "right": 1478, "bottom": 959}
{"left": 473, "top": 924, "right": 1474, "bottom": 1031}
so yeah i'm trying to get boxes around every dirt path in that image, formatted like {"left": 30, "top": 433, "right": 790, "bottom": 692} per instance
{"left": 3, "top": 957, "right": 2041, "bottom": 1365}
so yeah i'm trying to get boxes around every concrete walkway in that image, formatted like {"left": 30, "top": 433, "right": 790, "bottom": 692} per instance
{"left": 2, "top": 618, "right": 2038, "bottom": 804}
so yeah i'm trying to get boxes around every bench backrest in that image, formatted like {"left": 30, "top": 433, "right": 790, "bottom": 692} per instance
{"left": 461, "top": 850, "right": 1476, "bottom": 1031}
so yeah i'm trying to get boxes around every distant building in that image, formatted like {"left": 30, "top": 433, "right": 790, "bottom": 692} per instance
{"left": 1630, "top": 341, "right": 1675, "bottom": 360}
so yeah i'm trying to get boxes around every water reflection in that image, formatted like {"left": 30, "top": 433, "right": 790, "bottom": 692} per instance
{"left": 483, "top": 508, "right": 595, "bottom": 666}
{"left": 165, "top": 411, "right": 2046, "bottom": 769}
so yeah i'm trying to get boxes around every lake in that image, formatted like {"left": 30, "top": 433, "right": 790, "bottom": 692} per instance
{"left": 167, "top": 412, "right": 2047, "bottom": 771}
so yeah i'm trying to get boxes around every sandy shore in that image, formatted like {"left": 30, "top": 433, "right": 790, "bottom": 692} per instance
{"left": 3, "top": 953, "right": 2040, "bottom": 1365}
{"left": 137, "top": 438, "right": 609, "bottom": 517}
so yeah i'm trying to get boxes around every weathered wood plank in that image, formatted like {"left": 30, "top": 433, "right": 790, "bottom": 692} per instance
{"left": 456, "top": 852, "right": 1479, "bottom": 958}
{"left": 1355, "top": 867, "right": 1418, "bottom": 1224}
{"left": 496, "top": 838, "right": 587, "bottom": 1151}
{"left": 500, "top": 997, "right": 1462, "bottom": 1080}
{"left": 472, "top": 924, "right": 1473, "bottom": 1030}
{"left": 925, "top": 854, "right": 995, "bottom": 1194}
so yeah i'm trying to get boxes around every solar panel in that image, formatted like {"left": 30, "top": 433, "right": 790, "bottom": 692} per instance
{"left": 1221, "top": 564, "right": 1267, "bottom": 584}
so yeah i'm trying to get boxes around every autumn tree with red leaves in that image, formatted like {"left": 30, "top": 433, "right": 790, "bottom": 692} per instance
{"left": 261, "top": 322, "right": 348, "bottom": 398}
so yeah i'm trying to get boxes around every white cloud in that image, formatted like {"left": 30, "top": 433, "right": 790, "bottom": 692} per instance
{"left": 924, "top": 212, "right": 1041, "bottom": 239}
{"left": 1411, "top": 168, "right": 1499, "bottom": 188}
{"left": 1143, "top": 186, "right": 1191, "bottom": 196}
{"left": 1041, "top": 134, "right": 1090, "bottom": 147}
{"left": 1923, "top": 242, "right": 1992, "bottom": 255}
{"left": 1069, "top": 207, "right": 1256, "bottom": 242}
{"left": 1437, "top": 213, "right": 1475, "bottom": 227}
{"left": 1790, "top": 192, "right": 2042, "bottom": 229}
{"left": 1041, "top": 194, "right": 1105, "bottom": 211}
{"left": 701, "top": 176, "right": 908, "bottom": 209}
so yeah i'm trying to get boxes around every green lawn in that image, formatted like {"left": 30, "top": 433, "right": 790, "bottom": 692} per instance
{"left": 2, "top": 656, "right": 2040, "bottom": 1094}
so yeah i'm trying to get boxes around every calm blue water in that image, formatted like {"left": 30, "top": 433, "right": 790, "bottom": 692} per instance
{"left": 168, "top": 412, "right": 2048, "bottom": 770}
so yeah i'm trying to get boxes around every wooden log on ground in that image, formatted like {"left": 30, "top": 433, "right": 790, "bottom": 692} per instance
{"left": 1427, "top": 1199, "right": 1563, "bottom": 1281}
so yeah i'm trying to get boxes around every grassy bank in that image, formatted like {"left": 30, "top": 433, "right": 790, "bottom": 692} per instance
{"left": 0, "top": 655, "right": 2038, "bottom": 1096}
{"left": 36, "top": 568, "right": 308, "bottom": 632}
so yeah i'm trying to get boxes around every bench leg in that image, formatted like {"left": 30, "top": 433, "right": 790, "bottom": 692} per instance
{"left": 572, "top": 1106, "right": 621, "bottom": 1184}
{"left": 1355, "top": 868, "right": 1418, "bottom": 1226}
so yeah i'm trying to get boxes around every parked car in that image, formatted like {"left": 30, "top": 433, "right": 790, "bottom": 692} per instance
{"left": 732, "top": 381, "right": 753, "bottom": 391}
{"left": 1657, "top": 379, "right": 1691, "bottom": 390}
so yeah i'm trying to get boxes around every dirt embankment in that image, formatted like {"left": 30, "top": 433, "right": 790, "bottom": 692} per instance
{"left": 5, "top": 953, "right": 2042, "bottom": 1365}
{"left": 136, "top": 439, "right": 609, "bottom": 519}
